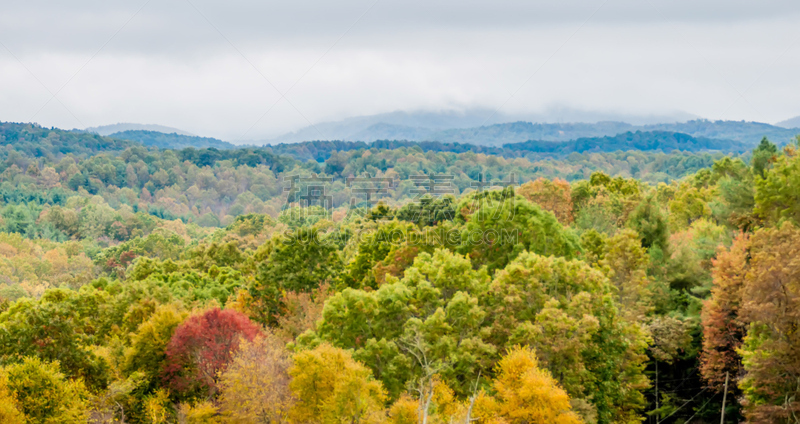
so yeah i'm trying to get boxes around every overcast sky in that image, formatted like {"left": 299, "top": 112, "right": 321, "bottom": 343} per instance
{"left": 2, "top": 0, "right": 800, "bottom": 140}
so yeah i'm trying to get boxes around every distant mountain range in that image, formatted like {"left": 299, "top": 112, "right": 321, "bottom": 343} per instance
{"left": 434, "top": 119, "right": 796, "bottom": 147}
{"left": 11, "top": 111, "right": 800, "bottom": 159}
{"left": 253, "top": 118, "right": 794, "bottom": 149}
{"left": 0, "top": 121, "right": 751, "bottom": 167}
{"left": 86, "top": 123, "right": 194, "bottom": 136}
{"left": 256, "top": 108, "right": 699, "bottom": 145}
{"left": 80, "top": 118, "right": 800, "bottom": 154}
{"left": 776, "top": 115, "right": 800, "bottom": 129}
{"left": 82, "top": 109, "right": 800, "bottom": 150}
{"left": 245, "top": 108, "right": 794, "bottom": 148}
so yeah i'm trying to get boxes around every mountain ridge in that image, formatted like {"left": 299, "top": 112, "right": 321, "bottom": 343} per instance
{"left": 108, "top": 130, "right": 237, "bottom": 150}
{"left": 86, "top": 123, "right": 194, "bottom": 136}
{"left": 259, "top": 117, "right": 796, "bottom": 148}
{"left": 776, "top": 115, "right": 800, "bottom": 129}
{"left": 256, "top": 108, "right": 698, "bottom": 145}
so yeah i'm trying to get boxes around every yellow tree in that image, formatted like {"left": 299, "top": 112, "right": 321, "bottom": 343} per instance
{"left": 289, "top": 344, "right": 386, "bottom": 424}
{"left": 0, "top": 374, "right": 25, "bottom": 423}
{"left": 490, "top": 346, "right": 582, "bottom": 424}
{"left": 667, "top": 181, "right": 712, "bottom": 231}
{"left": 217, "top": 333, "right": 294, "bottom": 423}
{"left": 387, "top": 381, "right": 486, "bottom": 424}
{"left": 1, "top": 357, "right": 90, "bottom": 424}
{"left": 388, "top": 395, "right": 418, "bottom": 424}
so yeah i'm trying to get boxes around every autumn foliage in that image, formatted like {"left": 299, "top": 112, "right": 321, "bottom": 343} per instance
{"left": 483, "top": 346, "right": 582, "bottom": 424}
{"left": 738, "top": 224, "right": 800, "bottom": 422}
{"left": 3, "top": 132, "right": 800, "bottom": 423}
{"left": 700, "top": 232, "right": 749, "bottom": 390}
{"left": 288, "top": 343, "right": 386, "bottom": 424}
{"left": 218, "top": 333, "right": 294, "bottom": 422}
{"left": 162, "top": 307, "right": 262, "bottom": 397}
{"left": 517, "top": 177, "right": 574, "bottom": 224}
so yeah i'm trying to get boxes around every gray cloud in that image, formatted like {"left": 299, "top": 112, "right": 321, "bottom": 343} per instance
{"left": 2, "top": 0, "right": 800, "bottom": 139}
{"left": 5, "top": 0, "right": 800, "bottom": 54}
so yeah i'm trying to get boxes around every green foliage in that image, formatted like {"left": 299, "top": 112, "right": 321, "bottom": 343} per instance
{"left": 307, "top": 249, "right": 493, "bottom": 398}
{"left": 1, "top": 124, "right": 799, "bottom": 423}
{"left": 251, "top": 227, "right": 343, "bottom": 324}
{"left": 0, "top": 288, "right": 110, "bottom": 390}
{"left": 1, "top": 356, "right": 90, "bottom": 423}
{"left": 506, "top": 130, "right": 746, "bottom": 155}
{"left": 279, "top": 205, "right": 330, "bottom": 229}
{"left": 110, "top": 130, "right": 235, "bottom": 150}
{"left": 396, "top": 195, "right": 456, "bottom": 227}
{"left": 224, "top": 213, "right": 275, "bottom": 237}
{"left": 627, "top": 194, "right": 669, "bottom": 254}
{"left": 456, "top": 188, "right": 580, "bottom": 272}
{"left": 95, "top": 230, "right": 187, "bottom": 277}
{"left": 340, "top": 220, "right": 415, "bottom": 289}
{"left": 123, "top": 305, "right": 187, "bottom": 389}
{"left": 485, "top": 251, "right": 650, "bottom": 423}
{"left": 751, "top": 136, "right": 777, "bottom": 178}
{"left": 754, "top": 141, "right": 800, "bottom": 225}
{"left": 0, "top": 122, "right": 135, "bottom": 164}
{"left": 709, "top": 156, "right": 756, "bottom": 229}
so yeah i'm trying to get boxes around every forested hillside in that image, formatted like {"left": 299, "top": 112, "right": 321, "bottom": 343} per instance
{"left": 1, "top": 122, "right": 136, "bottom": 159}
{"left": 110, "top": 130, "right": 237, "bottom": 150}
{"left": 1, "top": 121, "right": 799, "bottom": 423}
{"left": 1, "top": 121, "right": 733, "bottom": 244}
{"left": 268, "top": 130, "right": 744, "bottom": 162}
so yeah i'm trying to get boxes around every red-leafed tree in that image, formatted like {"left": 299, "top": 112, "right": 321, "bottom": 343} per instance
{"left": 700, "top": 232, "right": 749, "bottom": 391}
{"left": 162, "top": 307, "right": 262, "bottom": 398}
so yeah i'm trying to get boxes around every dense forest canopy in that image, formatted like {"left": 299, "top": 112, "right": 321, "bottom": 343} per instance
{"left": 109, "top": 130, "right": 238, "bottom": 150}
{"left": 0, "top": 120, "right": 799, "bottom": 423}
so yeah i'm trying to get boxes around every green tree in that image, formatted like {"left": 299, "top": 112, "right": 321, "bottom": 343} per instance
{"left": 751, "top": 136, "right": 777, "bottom": 178}
{"left": 396, "top": 195, "right": 456, "bottom": 227}
{"left": 709, "top": 157, "right": 756, "bottom": 230}
{"left": 667, "top": 181, "right": 711, "bottom": 231}
{"left": 627, "top": 193, "right": 669, "bottom": 255}
{"left": 754, "top": 140, "right": 800, "bottom": 225}
{"left": 123, "top": 305, "right": 187, "bottom": 389}
{"left": 484, "top": 251, "right": 650, "bottom": 424}
{"left": 252, "top": 227, "right": 343, "bottom": 324}
{"left": 339, "top": 220, "right": 414, "bottom": 289}
{"left": 457, "top": 189, "right": 580, "bottom": 272}
{"left": 306, "top": 249, "right": 494, "bottom": 398}
{"left": 0, "top": 288, "right": 109, "bottom": 390}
